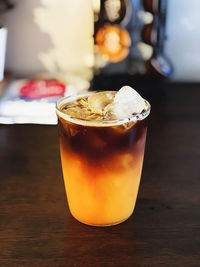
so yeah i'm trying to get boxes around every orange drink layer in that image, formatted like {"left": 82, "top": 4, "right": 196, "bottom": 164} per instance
{"left": 56, "top": 93, "right": 150, "bottom": 226}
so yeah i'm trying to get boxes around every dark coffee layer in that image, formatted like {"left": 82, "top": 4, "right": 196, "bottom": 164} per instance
{"left": 58, "top": 116, "right": 147, "bottom": 162}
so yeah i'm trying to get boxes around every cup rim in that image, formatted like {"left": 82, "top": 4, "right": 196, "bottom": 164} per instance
{"left": 56, "top": 92, "right": 151, "bottom": 127}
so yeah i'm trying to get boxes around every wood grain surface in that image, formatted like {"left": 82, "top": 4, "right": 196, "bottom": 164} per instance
{"left": 0, "top": 81, "right": 200, "bottom": 266}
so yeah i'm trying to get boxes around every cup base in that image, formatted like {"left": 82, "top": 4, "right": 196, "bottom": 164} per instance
{"left": 71, "top": 213, "right": 133, "bottom": 227}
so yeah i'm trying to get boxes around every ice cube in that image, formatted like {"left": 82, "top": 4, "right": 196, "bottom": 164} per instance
{"left": 88, "top": 91, "right": 116, "bottom": 113}
{"left": 111, "top": 86, "right": 146, "bottom": 119}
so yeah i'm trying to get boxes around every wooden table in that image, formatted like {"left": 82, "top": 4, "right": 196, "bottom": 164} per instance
{"left": 0, "top": 81, "right": 200, "bottom": 266}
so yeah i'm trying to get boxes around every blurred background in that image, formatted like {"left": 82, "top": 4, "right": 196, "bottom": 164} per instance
{"left": 0, "top": 0, "right": 200, "bottom": 124}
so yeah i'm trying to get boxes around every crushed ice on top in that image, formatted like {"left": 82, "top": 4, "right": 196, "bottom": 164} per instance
{"left": 61, "top": 86, "right": 147, "bottom": 121}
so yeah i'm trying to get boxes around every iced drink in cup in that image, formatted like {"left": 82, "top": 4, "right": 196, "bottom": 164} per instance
{"left": 56, "top": 86, "right": 150, "bottom": 226}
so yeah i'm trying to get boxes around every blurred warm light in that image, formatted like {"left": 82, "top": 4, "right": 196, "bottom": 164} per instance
{"left": 93, "top": 0, "right": 100, "bottom": 13}
{"left": 137, "top": 10, "right": 153, "bottom": 24}
{"left": 137, "top": 42, "right": 153, "bottom": 60}
{"left": 104, "top": 31, "right": 121, "bottom": 52}
{"left": 83, "top": 53, "right": 95, "bottom": 68}
{"left": 95, "top": 25, "right": 131, "bottom": 62}
{"left": 94, "top": 45, "right": 107, "bottom": 69}
{"left": 93, "top": 0, "right": 100, "bottom": 22}
{"left": 105, "top": 0, "right": 121, "bottom": 22}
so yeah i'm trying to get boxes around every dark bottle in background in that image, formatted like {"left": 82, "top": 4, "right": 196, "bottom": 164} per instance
{"left": 143, "top": 0, "right": 173, "bottom": 76}
{"left": 142, "top": 0, "right": 162, "bottom": 14}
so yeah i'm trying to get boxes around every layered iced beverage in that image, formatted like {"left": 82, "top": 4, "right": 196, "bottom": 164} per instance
{"left": 56, "top": 86, "right": 150, "bottom": 226}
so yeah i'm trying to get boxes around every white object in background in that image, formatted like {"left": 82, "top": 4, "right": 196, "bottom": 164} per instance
{"left": 0, "top": 0, "right": 50, "bottom": 77}
{"left": 34, "top": 0, "right": 94, "bottom": 84}
{"left": 0, "top": 0, "right": 94, "bottom": 84}
{"left": 0, "top": 80, "right": 58, "bottom": 125}
{"left": 165, "top": 0, "right": 200, "bottom": 81}
{"left": 0, "top": 27, "right": 7, "bottom": 82}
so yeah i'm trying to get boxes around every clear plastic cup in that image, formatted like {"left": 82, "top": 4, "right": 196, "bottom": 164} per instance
{"left": 56, "top": 93, "right": 150, "bottom": 226}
